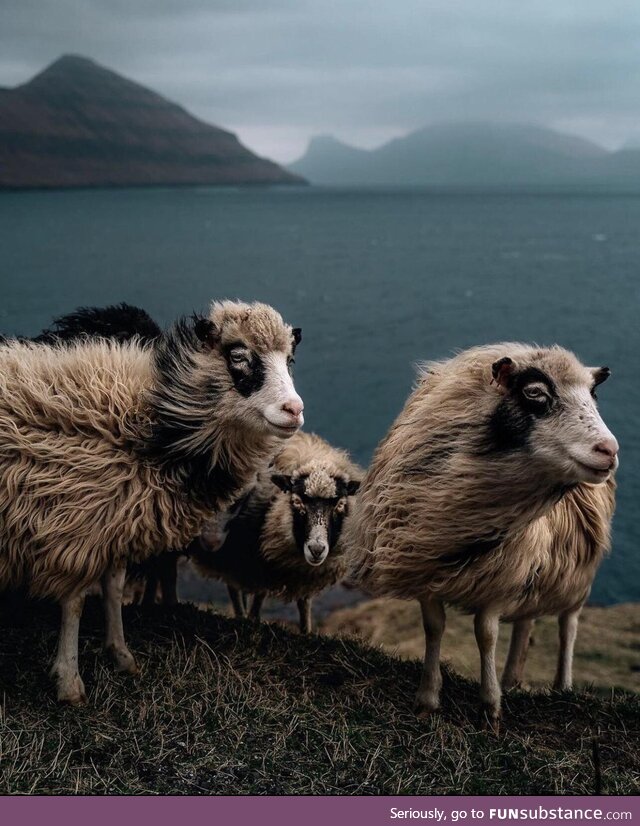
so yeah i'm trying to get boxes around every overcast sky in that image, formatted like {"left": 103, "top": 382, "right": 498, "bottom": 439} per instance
{"left": 1, "top": 0, "right": 639, "bottom": 163}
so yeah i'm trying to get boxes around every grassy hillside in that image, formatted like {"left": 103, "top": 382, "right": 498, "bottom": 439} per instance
{"left": 0, "top": 600, "right": 638, "bottom": 794}
{"left": 323, "top": 600, "right": 640, "bottom": 694}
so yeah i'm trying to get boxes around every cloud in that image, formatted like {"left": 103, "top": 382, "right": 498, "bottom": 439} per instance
{"left": 1, "top": 0, "right": 639, "bottom": 162}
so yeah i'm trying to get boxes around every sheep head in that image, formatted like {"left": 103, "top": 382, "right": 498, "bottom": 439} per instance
{"left": 486, "top": 346, "right": 618, "bottom": 486}
{"left": 272, "top": 467, "right": 360, "bottom": 566}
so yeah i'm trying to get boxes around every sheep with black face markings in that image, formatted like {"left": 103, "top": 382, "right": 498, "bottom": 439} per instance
{"left": 0, "top": 300, "right": 303, "bottom": 704}
{"left": 193, "top": 431, "right": 362, "bottom": 632}
{"left": 346, "top": 343, "right": 618, "bottom": 727}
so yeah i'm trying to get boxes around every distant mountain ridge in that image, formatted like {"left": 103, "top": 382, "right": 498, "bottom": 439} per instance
{"left": 0, "top": 55, "right": 304, "bottom": 189}
{"left": 289, "top": 123, "right": 640, "bottom": 187}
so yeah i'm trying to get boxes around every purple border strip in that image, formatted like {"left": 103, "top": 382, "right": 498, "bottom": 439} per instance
{"left": 1, "top": 795, "right": 638, "bottom": 825}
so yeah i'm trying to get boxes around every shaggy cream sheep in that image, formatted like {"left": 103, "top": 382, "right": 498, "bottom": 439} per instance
{"left": 346, "top": 343, "right": 618, "bottom": 727}
{"left": 0, "top": 301, "right": 303, "bottom": 703}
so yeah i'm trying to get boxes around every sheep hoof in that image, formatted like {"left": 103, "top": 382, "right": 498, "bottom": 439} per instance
{"left": 60, "top": 689, "right": 88, "bottom": 706}
{"left": 53, "top": 672, "right": 88, "bottom": 706}
{"left": 480, "top": 705, "right": 501, "bottom": 735}
{"left": 414, "top": 698, "right": 440, "bottom": 720}
{"left": 105, "top": 644, "right": 139, "bottom": 675}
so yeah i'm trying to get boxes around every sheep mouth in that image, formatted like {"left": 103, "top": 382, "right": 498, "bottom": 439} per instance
{"left": 304, "top": 556, "right": 327, "bottom": 567}
{"left": 572, "top": 458, "right": 613, "bottom": 480}
{"left": 263, "top": 419, "right": 300, "bottom": 437}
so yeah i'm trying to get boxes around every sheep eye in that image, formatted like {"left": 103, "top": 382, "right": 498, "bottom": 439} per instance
{"left": 522, "top": 385, "right": 546, "bottom": 401}
{"left": 229, "top": 349, "right": 249, "bottom": 367}
{"left": 291, "top": 494, "right": 306, "bottom": 513}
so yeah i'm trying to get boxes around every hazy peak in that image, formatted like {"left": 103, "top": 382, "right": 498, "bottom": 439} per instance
{"left": 290, "top": 121, "right": 614, "bottom": 185}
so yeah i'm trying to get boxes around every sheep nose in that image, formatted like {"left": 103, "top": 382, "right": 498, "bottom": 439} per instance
{"left": 593, "top": 436, "right": 619, "bottom": 462}
{"left": 308, "top": 541, "right": 327, "bottom": 559}
{"left": 282, "top": 398, "right": 304, "bottom": 418}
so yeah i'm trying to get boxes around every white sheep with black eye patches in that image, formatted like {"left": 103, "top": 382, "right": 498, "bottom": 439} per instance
{"left": 0, "top": 298, "right": 306, "bottom": 707}
{"left": 346, "top": 342, "right": 619, "bottom": 729}
{"left": 492, "top": 357, "right": 618, "bottom": 485}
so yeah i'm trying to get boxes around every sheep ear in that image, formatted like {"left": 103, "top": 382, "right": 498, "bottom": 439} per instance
{"left": 592, "top": 366, "right": 611, "bottom": 387}
{"left": 292, "top": 327, "right": 302, "bottom": 347}
{"left": 346, "top": 480, "right": 361, "bottom": 496}
{"left": 193, "top": 316, "right": 220, "bottom": 350}
{"left": 271, "top": 474, "right": 293, "bottom": 493}
{"left": 491, "top": 356, "right": 516, "bottom": 388}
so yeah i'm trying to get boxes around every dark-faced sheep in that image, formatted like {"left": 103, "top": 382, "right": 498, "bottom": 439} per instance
{"left": 346, "top": 343, "right": 618, "bottom": 727}
{"left": 0, "top": 300, "right": 304, "bottom": 704}
{"left": 193, "top": 431, "right": 362, "bottom": 632}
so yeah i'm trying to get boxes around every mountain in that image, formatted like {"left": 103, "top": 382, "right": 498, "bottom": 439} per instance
{"left": 287, "top": 135, "right": 373, "bottom": 184}
{"left": 289, "top": 122, "right": 637, "bottom": 186}
{"left": 0, "top": 55, "right": 304, "bottom": 189}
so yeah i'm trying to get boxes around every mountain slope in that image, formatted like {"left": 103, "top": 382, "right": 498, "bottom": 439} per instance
{"left": 289, "top": 122, "right": 626, "bottom": 186}
{"left": 0, "top": 599, "right": 637, "bottom": 794}
{"left": 0, "top": 55, "right": 304, "bottom": 189}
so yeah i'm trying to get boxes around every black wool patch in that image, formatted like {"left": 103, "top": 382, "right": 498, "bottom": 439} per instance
{"left": 142, "top": 317, "right": 241, "bottom": 508}
{"left": 34, "top": 302, "right": 162, "bottom": 345}
{"left": 485, "top": 397, "right": 534, "bottom": 453}
{"left": 443, "top": 533, "right": 506, "bottom": 567}
{"left": 225, "top": 351, "right": 266, "bottom": 397}
{"left": 482, "top": 366, "right": 557, "bottom": 454}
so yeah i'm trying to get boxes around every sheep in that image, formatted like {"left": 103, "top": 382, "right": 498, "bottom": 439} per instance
{"left": 192, "top": 431, "right": 362, "bottom": 632}
{"left": 346, "top": 343, "right": 618, "bottom": 727}
{"left": 33, "top": 302, "right": 182, "bottom": 607}
{"left": 499, "top": 478, "right": 615, "bottom": 693}
{"left": 0, "top": 300, "right": 304, "bottom": 704}
{"left": 34, "top": 303, "right": 176, "bottom": 606}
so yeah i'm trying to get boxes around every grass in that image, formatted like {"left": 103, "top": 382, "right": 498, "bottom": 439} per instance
{"left": 0, "top": 600, "right": 638, "bottom": 794}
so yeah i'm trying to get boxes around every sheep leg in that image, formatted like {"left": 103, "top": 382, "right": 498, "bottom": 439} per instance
{"left": 474, "top": 610, "right": 501, "bottom": 731}
{"left": 249, "top": 592, "right": 266, "bottom": 621}
{"left": 240, "top": 591, "right": 249, "bottom": 614}
{"left": 228, "top": 585, "right": 246, "bottom": 617}
{"left": 141, "top": 566, "right": 159, "bottom": 607}
{"left": 50, "top": 592, "right": 87, "bottom": 705}
{"left": 554, "top": 607, "right": 580, "bottom": 690}
{"left": 502, "top": 618, "right": 535, "bottom": 689}
{"left": 414, "top": 595, "right": 445, "bottom": 718}
{"left": 159, "top": 553, "right": 178, "bottom": 607}
{"left": 297, "top": 597, "right": 312, "bottom": 634}
{"left": 102, "top": 561, "right": 139, "bottom": 674}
